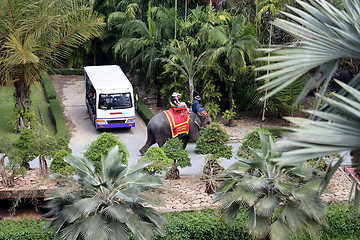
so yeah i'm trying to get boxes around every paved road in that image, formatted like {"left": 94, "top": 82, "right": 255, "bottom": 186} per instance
{"left": 46, "top": 75, "right": 241, "bottom": 175}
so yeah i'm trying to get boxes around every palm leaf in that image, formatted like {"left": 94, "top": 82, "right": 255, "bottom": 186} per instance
{"left": 256, "top": 0, "right": 360, "bottom": 103}
{"left": 256, "top": 195, "right": 280, "bottom": 217}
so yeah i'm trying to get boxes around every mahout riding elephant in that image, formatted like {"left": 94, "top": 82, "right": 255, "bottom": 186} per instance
{"left": 139, "top": 112, "right": 212, "bottom": 155}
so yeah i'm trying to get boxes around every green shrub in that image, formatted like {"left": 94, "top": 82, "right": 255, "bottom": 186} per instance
{"left": 50, "top": 149, "right": 74, "bottom": 175}
{"left": 137, "top": 97, "right": 154, "bottom": 124}
{"left": 292, "top": 203, "right": 360, "bottom": 240}
{"left": 49, "top": 69, "right": 84, "bottom": 75}
{"left": 14, "top": 128, "right": 37, "bottom": 165}
{"left": 84, "top": 132, "right": 128, "bottom": 171}
{"left": 41, "top": 74, "right": 57, "bottom": 101}
{"left": 322, "top": 203, "right": 360, "bottom": 240}
{"left": 1, "top": 203, "right": 360, "bottom": 240}
{"left": 261, "top": 126, "right": 286, "bottom": 139}
{"left": 155, "top": 209, "right": 253, "bottom": 240}
{"left": 195, "top": 123, "right": 233, "bottom": 159}
{"left": 56, "top": 137, "right": 72, "bottom": 153}
{"left": 139, "top": 146, "right": 172, "bottom": 174}
{"left": 0, "top": 219, "right": 54, "bottom": 240}
{"left": 161, "top": 138, "right": 191, "bottom": 168}
{"left": 238, "top": 128, "right": 276, "bottom": 158}
{"left": 48, "top": 99, "right": 68, "bottom": 140}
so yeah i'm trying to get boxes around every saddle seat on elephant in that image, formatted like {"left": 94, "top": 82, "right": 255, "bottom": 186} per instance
{"left": 172, "top": 105, "right": 187, "bottom": 115}
{"left": 164, "top": 106, "right": 190, "bottom": 138}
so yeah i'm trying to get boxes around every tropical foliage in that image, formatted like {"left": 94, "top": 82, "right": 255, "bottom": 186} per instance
{"left": 216, "top": 132, "right": 326, "bottom": 240}
{"left": 161, "top": 138, "right": 191, "bottom": 179}
{"left": 138, "top": 146, "right": 172, "bottom": 174}
{"left": 46, "top": 146, "right": 167, "bottom": 240}
{"left": 255, "top": 0, "right": 360, "bottom": 202}
{"left": 0, "top": 0, "right": 105, "bottom": 131}
{"left": 195, "top": 123, "right": 233, "bottom": 159}
{"left": 84, "top": 132, "right": 129, "bottom": 171}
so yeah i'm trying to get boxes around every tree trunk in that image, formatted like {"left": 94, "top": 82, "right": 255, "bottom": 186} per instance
{"left": 228, "top": 80, "right": 234, "bottom": 127}
{"left": 189, "top": 76, "right": 194, "bottom": 102}
{"left": 39, "top": 155, "right": 48, "bottom": 176}
{"left": 228, "top": 61, "right": 234, "bottom": 127}
{"left": 166, "top": 165, "right": 180, "bottom": 179}
{"left": 14, "top": 80, "right": 32, "bottom": 132}
{"left": 184, "top": 0, "right": 188, "bottom": 22}
{"left": 351, "top": 149, "right": 360, "bottom": 169}
{"left": 0, "top": 155, "right": 11, "bottom": 187}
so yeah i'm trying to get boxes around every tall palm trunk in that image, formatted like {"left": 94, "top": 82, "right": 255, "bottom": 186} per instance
{"left": 14, "top": 77, "right": 32, "bottom": 132}
{"left": 189, "top": 75, "right": 194, "bottom": 102}
{"left": 351, "top": 150, "right": 360, "bottom": 168}
{"left": 228, "top": 58, "right": 234, "bottom": 127}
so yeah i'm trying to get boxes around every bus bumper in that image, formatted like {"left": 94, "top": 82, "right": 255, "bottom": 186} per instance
{"left": 96, "top": 122, "right": 135, "bottom": 129}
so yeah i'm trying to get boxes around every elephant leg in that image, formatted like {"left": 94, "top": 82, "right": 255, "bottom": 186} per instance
{"left": 181, "top": 137, "right": 189, "bottom": 149}
{"left": 157, "top": 138, "right": 168, "bottom": 148}
{"left": 139, "top": 130, "right": 157, "bottom": 155}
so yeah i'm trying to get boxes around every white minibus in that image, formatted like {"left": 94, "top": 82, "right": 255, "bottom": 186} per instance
{"left": 84, "top": 65, "right": 135, "bottom": 129}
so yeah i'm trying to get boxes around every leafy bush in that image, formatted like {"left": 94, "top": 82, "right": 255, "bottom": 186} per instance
{"left": 238, "top": 128, "right": 276, "bottom": 158}
{"left": 0, "top": 219, "right": 54, "bottom": 240}
{"left": 321, "top": 203, "right": 360, "bottom": 240}
{"left": 292, "top": 203, "right": 360, "bottom": 240}
{"left": 50, "top": 149, "right": 74, "bottom": 175}
{"left": 155, "top": 209, "right": 253, "bottom": 240}
{"left": 137, "top": 97, "right": 155, "bottom": 124}
{"left": 84, "top": 132, "right": 128, "bottom": 171}
{"left": 139, "top": 146, "right": 172, "bottom": 174}
{"left": 195, "top": 123, "right": 233, "bottom": 159}
{"left": 49, "top": 99, "right": 68, "bottom": 139}
{"left": 161, "top": 138, "right": 191, "bottom": 168}
{"left": 56, "top": 137, "right": 72, "bottom": 153}
{"left": 41, "top": 74, "right": 57, "bottom": 101}
{"left": 161, "top": 138, "right": 191, "bottom": 179}
{"left": 14, "top": 128, "right": 37, "bottom": 165}
{"left": 1, "top": 203, "right": 360, "bottom": 240}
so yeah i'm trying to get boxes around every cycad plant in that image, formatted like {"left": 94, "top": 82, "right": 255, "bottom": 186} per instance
{"left": 215, "top": 132, "right": 326, "bottom": 240}
{"left": 46, "top": 146, "right": 167, "bottom": 240}
{"left": 255, "top": 0, "right": 360, "bottom": 203}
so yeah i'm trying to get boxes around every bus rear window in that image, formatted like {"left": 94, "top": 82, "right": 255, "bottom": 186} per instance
{"left": 99, "top": 93, "right": 132, "bottom": 110}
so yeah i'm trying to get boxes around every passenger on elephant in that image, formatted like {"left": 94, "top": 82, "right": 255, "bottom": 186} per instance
{"left": 192, "top": 95, "right": 205, "bottom": 116}
{"left": 170, "top": 92, "right": 188, "bottom": 116}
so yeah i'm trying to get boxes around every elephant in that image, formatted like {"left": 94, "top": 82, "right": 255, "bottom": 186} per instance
{"left": 139, "top": 111, "right": 212, "bottom": 155}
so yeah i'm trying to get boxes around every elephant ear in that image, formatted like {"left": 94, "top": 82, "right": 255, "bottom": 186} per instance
{"left": 190, "top": 113, "right": 201, "bottom": 129}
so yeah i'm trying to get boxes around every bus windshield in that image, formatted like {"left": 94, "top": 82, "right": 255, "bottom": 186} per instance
{"left": 99, "top": 93, "right": 132, "bottom": 110}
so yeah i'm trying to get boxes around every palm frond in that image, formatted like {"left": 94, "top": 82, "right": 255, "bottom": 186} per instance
{"left": 256, "top": 0, "right": 360, "bottom": 102}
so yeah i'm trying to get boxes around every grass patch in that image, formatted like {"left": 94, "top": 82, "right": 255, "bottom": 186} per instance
{"left": 31, "top": 83, "right": 56, "bottom": 135}
{"left": 0, "top": 86, "right": 17, "bottom": 142}
{"left": 0, "top": 82, "right": 55, "bottom": 142}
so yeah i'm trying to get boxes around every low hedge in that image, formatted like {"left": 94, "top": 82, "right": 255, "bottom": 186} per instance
{"left": 41, "top": 74, "right": 57, "bottom": 101}
{"left": 41, "top": 74, "right": 68, "bottom": 140}
{"left": 0, "top": 219, "right": 54, "bottom": 240}
{"left": 136, "top": 96, "right": 154, "bottom": 124}
{"left": 49, "top": 99, "right": 68, "bottom": 139}
{"left": 1, "top": 203, "right": 360, "bottom": 240}
{"left": 49, "top": 68, "right": 84, "bottom": 75}
{"left": 155, "top": 209, "right": 253, "bottom": 240}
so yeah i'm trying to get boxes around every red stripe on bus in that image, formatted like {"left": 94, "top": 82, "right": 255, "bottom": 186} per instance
{"left": 110, "top": 112, "right": 123, "bottom": 115}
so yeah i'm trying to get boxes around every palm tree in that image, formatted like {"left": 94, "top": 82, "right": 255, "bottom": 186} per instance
{"left": 162, "top": 43, "right": 207, "bottom": 101}
{"left": 216, "top": 132, "right": 326, "bottom": 240}
{"left": 201, "top": 14, "right": 260, "bottom": 126}
{"left": 114, "top": 4, "right": 174, "bottom": 105}
{"left": 0, "top": 0, "right": 105, "bottom": 132}
{"left": 46, "top": 146, "right": 167, "bottom": 240}
{"left": 255, "top": 0, "right": 360, "bottom": 188}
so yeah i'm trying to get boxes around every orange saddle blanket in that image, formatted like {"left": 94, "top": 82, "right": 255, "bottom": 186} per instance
{"left": 163, "top": 107, "right": 190, "bottom": 138}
